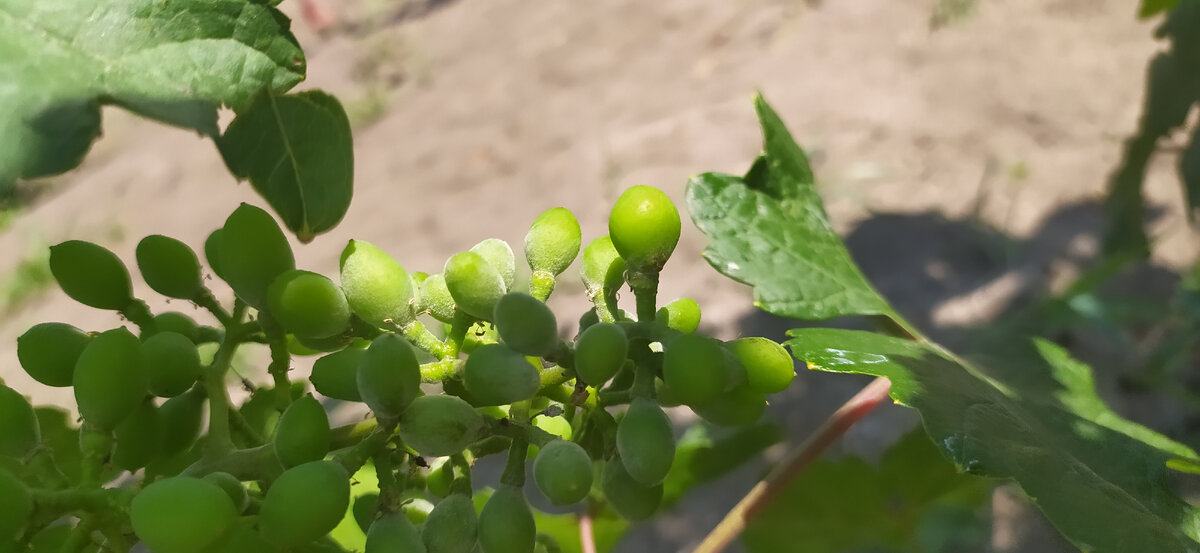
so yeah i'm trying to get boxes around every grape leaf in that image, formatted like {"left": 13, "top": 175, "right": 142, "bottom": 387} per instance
{"left": 0, "top": 0, "right": 305, "bottom": 188}
{"left": 1142, "top": 0, "right": 1183, "bottom": 18}
{"left": 687, "top": 94, "right": 1200, "bottom": 553}
{"left": 743, "top": 430, "right": 990, "bottom": 553}
{"left": 217, "top": 90, "right": 353, "bottom": 242}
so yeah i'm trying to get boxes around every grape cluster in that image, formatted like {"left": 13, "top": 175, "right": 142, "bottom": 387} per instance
{"left": 2, "top": 185, "right": 796, "bottom": 553}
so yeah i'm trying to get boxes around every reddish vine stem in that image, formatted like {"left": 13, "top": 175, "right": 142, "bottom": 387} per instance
{"left": 692, "top": 376, "right": 893, "bottom": 553}
{"left": 579, "top": 509, "right": 597, "bottom": 553}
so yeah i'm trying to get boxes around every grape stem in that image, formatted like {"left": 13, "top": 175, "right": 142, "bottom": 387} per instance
{"left": 119, "top": 299, "right": 156, "bottom": 334}
{"left": 256, "top": 310, "right": 293, "bottom": 411}
{"left": 692, "top": 376, "right": 893, "bottom": 553}
{"left": 203, "top": 302, "right": 250, "bottom": 458}
{"left": 400, "top": 320, "right": 455, "bottom": 360}
{"left": 626, "top": 269, "right": 660, "bottom": 322}
{"left": 333, "top": 422, "right": 396, "bottom": 475}
{"left": 193, "top": 289, "right": 232, "bottom": 327}
{"left": 530, "top": 270, "right": 556, "bottom": 301}
{"left": 181, "top": 444, "right": 276, "bottom": 480}
{"left": 579, "top": 509, "right": 598, "bottom": 553}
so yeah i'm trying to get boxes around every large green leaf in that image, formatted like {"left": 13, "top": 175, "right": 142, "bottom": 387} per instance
{"left": 217, "top": 90, "right": 354, "bottom": 242}
{"left": 0, "top": 0, "right": 305, "bottom": 187}
{"left": 743, "top": 430, "right": 990, "bottom": 553}
{"left": 687, "top": 95, "right": 1200, "bottom": 553}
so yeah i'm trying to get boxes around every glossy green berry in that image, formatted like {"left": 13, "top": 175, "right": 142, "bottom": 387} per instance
{"left": 601, "top": 458, "right": 662, "bottom": 521}
{"left": 421, "top": 273, "right": 457, "bottom": 323}
{"left": 533, "top": 440, "right": 593, "bottom": 506}
{"left": 463, "top": 344, "right": 540, "bottom": 406}
{"left": 573, "top": 322, "right": 627, "bottom": 386}
{"left": 470, "top": 238, "right": 516, "bottom": 291}
{"left": 493, "top": 292, "right": 558, "bottom": 357}
{"left": 616, "top": 398, "right": 675, "bottom": 485}
{"left": 310, "top": 348, "right": 365, "bottom": 402}
{"left": 142, "top": 331, "right": 201, "bottom": 398}
{"left": 422, "top": 493, "right": 478, "bottom": 553}
{"left": 274, "top": 394, "right": 331, "bottom": 468}
{"left": 608, "top": 185, "right": 680, "bottom": 272}
{"left": 578, "top": 308, "right": 599, "bottom": 333}
{"left": 353, "top": 493, "right": 380, "bottom": 532}
{"left": 151, "top": 312, "right": 199, "bottom": 340}
{"left": 725, "top": 337, "right": 795, "bottom": 394}
{"left": 259, "top": 461, "right": 351, "bottom": 549}
{"left": 17, "top": 322, "right": 91, "bottom": 387}
{"left": 692, "top": 385, "right": 767, "bottom": 427}
{"left": 524, "top": 207, "right": 582, "bottom": 276}
{"left": 136, "top": 234, "right": 204, "bottom": 300}
{"left": 0, "top": 469, "right": 33, "bottom": 541}
{"left": 580, "top": 236, "right": 626, "bottom": 298}
{"left": 131, "top": 476, "right": 238, "bottom": 553}
{"left": 218, "top": 203, "right": 296, "bottom": 309}
{"left": 340, "top": 240, "right": 417, "bottom": 330}
{"left": 357, "top": 334, "right": 421, "bottom": 419}
{"left": 478, "top": 486, "right": 535, "bottom": 553}
{"left": 202, "top": 472, "right": 249, "bottom": 514}
{"left": 73, "top": 328, "right": 148, "bottom": 431}
{"left": 49, "top": 240, "right": 133, "bottom": 310}
{"left": 159, "top": 388, "right": 206, "bottom": 458}
{"left": 0, "top": 385, "right": 39, "bottom": 458}
{"left": 399, "top": 395, "right": 485, "bottom": 457}
{"left": 366, "top": 512, "right": 425, "bottom": 553}
{"left": 113, "top": 398, "right": 163, "bottom": 471}
{"left": 204, "top": 228, "right": 228, "bottom": 281}
{"left": 656, "top": 298, "right": 701, "bottom": 333}
{"left": 661, "top": 333, "right": 726, "bottom": 407}
{"left": 267, "top": 270, "right": 352, "bottom": 339}
{"left": 444, "top": 251, "right": 506, "bottom": 321}
{"left": 426, "top": 459, "right": 454, "bottom": 499}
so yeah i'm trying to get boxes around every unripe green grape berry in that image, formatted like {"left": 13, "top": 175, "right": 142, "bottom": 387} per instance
{"left": 399, "top": 395, "right": 485, "bottom": 457}
{"left": 533, "top": 440, "right": 593, "bottom": 506}
{"left": 142, "top": 331, "right": 201, "bottom": 398}
{"left": 365, "top": 511, "right": 424, "bottom": 553}
{"left": 608, "top": 186, "right": 680, "bottom": 272}
{"left": 218, "top": 203, "right": 296, "bottom": 309}
{"left": 426, "top": 459, "right": 454, "bottom": 499}
{"left": 136, "top": 234, "right": 204, "bottom": 300}
{"left": 17, "top": 322, "right": 91, "bottom": 387}
{"left": 310, "top": 348, "right": 365, "bottom": 402}
{"left": 661, "top": 333, "right": 726, "bottom": 407}
{"left": 577, "top": 308, "right": 599, "bottom": 333}
{"left": 533, "top": 414, "right": 572, "bottom": 440}
{"left": 340, "top": 239, "right": 417, "bottom": 330}
{"left": 159, "top": 388, "right": 206, "bottom": 458}
{"left": 0, "top": 469, "right": 33, "bottom": 541}
{"left": 462, "top": 344, "right": 540, "bottom": 406}
{"left": 295, "top": 332, "right": 351, "bottom": 354}
{"left": 204, "top": 228, "right": 228, "bottom": 281}
{"left": 656, "top": 298, "right": 701, "bottom": 334}
{"left": 421, "top": 273, "right": 457, "bottom": 323}
{"left": 49, "top": 240, "right": 133, "bottom": 310}
{"left": 73, "top": 328, "right": 148, "bottom": 431}
{"left": 470, "top": 238, "right": 516, "bottom": 291}
{"left": 354, "top": 493, "right": 381, "bottom": 532}
{"left": 151, "top": 312, "right": 199, "bottom": 341}
{"left": 0, "top": 385, "right": 39, "bottom": 458}
{"left": 493, "top": 292, "right": 558, "bottom": 357}
{"left": 273, "top": 394, "right": 331, "bottom": 468}
{"left": 601, "top": 458, "right": 662, "bottom": 521}
{"left": 692, "top": 385, "right": 767, "bottom": 427}
{"left": 573, "top": 322, "right": 628, "bottom": 386}
{"left": 444, "top": 251, "right": 506, "bottom": 321}
{"left": 357, "top": 334, "right": 421, "bottom": 419}
{"left": 616, "top": 398, "right": 675, "bottom": 485}
{"left": 112, "top": 398, "right": 163, "bottom": 471}
{"left": 130, "top": 476, "right": 238, "bottom": 553}
{"left": 267, "top": 270, "right": 352, "bottom": 339}
{"left": 202, "top": 472, "right": 250, "bottom": 514}
{"left": 580, "top": 236, "right": 626, "bottom": 298}
{"left": 725, "top": 337, "right": 795, "bottom": 394}
{"left": 525, "top": 207, "right": 582, "bottom": 276}
{"left": 259, "top": 461, "right": 351, "bottom": 549}
{"left": 422, "top": 493, "right": 478, "bottom": 553}
{"left": 653, "top": 378, "right": 682, "bottom": 407}
{"left": 478, "top": 486, "right": 535, "bottom": 553}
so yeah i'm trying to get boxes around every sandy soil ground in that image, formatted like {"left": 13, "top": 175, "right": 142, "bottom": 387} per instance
{"left": 2, "top": 0, "right": 1196, "bottom": 551}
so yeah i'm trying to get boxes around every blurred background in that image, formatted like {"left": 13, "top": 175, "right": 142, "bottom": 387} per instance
{"left": 4, "top": 0, "right": 1200, "bottom": 551}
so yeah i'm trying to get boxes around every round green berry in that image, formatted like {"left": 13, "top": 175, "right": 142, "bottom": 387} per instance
{"left": 601, "top": 458, "right": 662, "bottom": 521}
{"left": 204, "top": 228, "right": 228, "bottom": 281}
{"left": 49, "top": 240, "right": 133, "bottom": 310}
{"left": 422, "top": 493, "right": 478, "bottom": 553}
{"left": 357, "top": 333, "right": 421, "bottom": 419}
{"left": 17, "top": 322, "right": 90, "bottom": 387}
{"left": 112, "top": 398, "right": 163, "bottom": 471}
{"left": 574, "top": 322, "right": 628, "bottom": 386}
{"left": 444, "top": 251, "right": 506, "bottom": 321}
{"left": 201, "top": 472, "right": 249, "bottom": 514}
{"left": 150, "top": 312, "right": 199, "bottom": 341}
{"left": 607, "top": 185, "right": 680, "bottom": 272}
{"left": 273, "top": 394, "right": 331, "bottom": 468}
{"left": 310, "top": 347, "right": 365, "bottom": 402}
{"left": 426, "top": 459, "right": 454, "bottom": 499}
{"left": 258, "top": 461, "right": 351, "bottom": 549}
{"left": 692, "top": 385, "right": 767, "bottom": 427}
{"left": 533, "top": 440, "right": 593, "bottom": 506}
{"left": 525, "top": 207, "right": 582, "bottom": 276}
{"left": 463, "top": 344, "right": 540, "bottom": 406}
{"left": 267, "top": 269, "right": 351, "bottom": 339}
{"left": 141, "top": 331, "right": 201, "bottom": 398}
{"left": 73, "top": 328, "right": 148, "bottom": 431}
{"left": 725, "top": 337, "right": 795, "bottom": 394}
{"left": 470, "top": 238, "right": 516, "bottom": 291}
{"left": 136, "top": 234, "right": 204, "bottom": 300}
{"left": 130, "top": 476, "right": 238, "bottom": 553}
{"left": 421, "top": 273, "right": 457, "bottom": 323}
{"left": 366, "top": 512, "right": 424, "bottom": 553}
{"left": 0, "top": 385, "right": 39, "bottom": 458}
{"left": 616, "top": 398, "right": 675, "bottom": 485}
{"left": 656, "top": 297, "right": 701, "bottom": 333}
{"left": 218, "top": 203, "right": 296, "bottom": 309}
{"left": 158, "top": 388, "right": 205, "bottom": 458}
{"left": 493, "top": 292, "right": 558, "bottom": 357}
{"left": 661, "top": 333, "right": 726, "bottom": 407}
{"left": 398, "top": 395, "right": 485, "bottom": 457}
{"left": 340, "top": 240, "right": 416, "bottom": 330}
{"left": 580, "top": 236, "right": 626, "bottom": 298}
{"left": 478, "top": 486, "right": 535, "bottom": 553}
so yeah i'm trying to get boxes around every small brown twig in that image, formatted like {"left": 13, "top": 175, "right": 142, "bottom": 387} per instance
{"left": 692, "top": 376, "right": 893, "bottom": 553}
{"left": 579, "top": 509, "right": 597, "bottom": 553}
